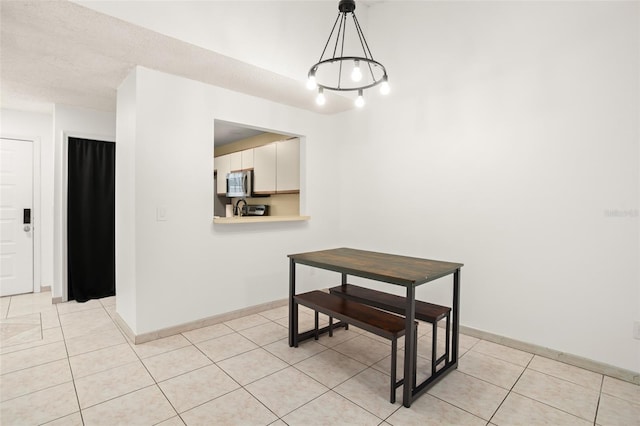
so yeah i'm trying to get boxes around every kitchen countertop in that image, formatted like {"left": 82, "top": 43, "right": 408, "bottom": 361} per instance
{"left": 213, "top": 215, "right": 310, "bottom": 224}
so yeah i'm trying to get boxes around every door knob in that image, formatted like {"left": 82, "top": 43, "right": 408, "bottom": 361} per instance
{"left": 23, "top": 225, "right": 31, "bottom": 232}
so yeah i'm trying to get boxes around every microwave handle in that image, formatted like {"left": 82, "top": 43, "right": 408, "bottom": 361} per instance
{"left": 243, "top": 175, "right": 248, "bottom": 194}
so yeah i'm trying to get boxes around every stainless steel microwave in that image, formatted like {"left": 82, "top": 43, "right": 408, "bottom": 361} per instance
{"left": 226, "top": 170, "right": 252, "bottom": 198}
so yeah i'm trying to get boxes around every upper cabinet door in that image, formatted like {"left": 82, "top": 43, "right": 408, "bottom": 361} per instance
{"left": 214, "top": 154, "right": 230, "bottom": 195}
{"left": 229, "top": 151, "right": 242, "bottom": 172}
{"left": 253, "top": 143, "right": 277, "bottom": 194}
{"left": 276, "top": 138, "right": 300, "bottom": 193}
{"left": 242, "top": 149, "right": 254, "bottom": 170}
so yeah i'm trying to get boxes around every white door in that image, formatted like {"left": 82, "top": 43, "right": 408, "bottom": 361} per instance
{"left": 0, "top": 138, "right": 33, "bottom": 296}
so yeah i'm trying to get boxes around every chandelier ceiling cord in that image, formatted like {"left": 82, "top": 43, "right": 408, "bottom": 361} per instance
{"left": 307, "top": 0, "right": 389, "bottom": 108}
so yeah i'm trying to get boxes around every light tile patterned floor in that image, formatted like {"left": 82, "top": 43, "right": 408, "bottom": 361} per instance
{"left": 1, "top": 291, "right": 639, "bottom": 426}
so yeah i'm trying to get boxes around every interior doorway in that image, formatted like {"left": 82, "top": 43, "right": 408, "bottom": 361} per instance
{"left": 67, "top": 137, "right": 115, "bottom": 302}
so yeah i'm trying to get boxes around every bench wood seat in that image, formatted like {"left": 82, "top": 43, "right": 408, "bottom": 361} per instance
{"left": 295, "top": 290, "right": 407, "bottom": 339}
{"left": 329, "top": 284, "right": 450, "bottom": 322}
{"left": 329, "top": 283, "right": 451, "bottom": 376}
{"left": 293, "top": 290, "right": 412, "bottom": 403}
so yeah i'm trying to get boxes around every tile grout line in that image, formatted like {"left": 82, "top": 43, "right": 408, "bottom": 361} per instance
{"left": 0, "top": 359, "right": 77, "bottom": 405}
{"left": 233, "top": 311, "right": 389, "bottom": 423}
{"left": 38, "top": 311, "right": 43, "bottom": 341}
{"left": 412, "top": 337, "right": 518, "bottom": 424}
{"left": 507, "top": 387, "right": 601, "bottom": 424}
{"left": 524, "top": 365, "right": 604, "bottom": 393}
{"left": 462, "top": 352, "right": 609, "bottom": 394}
{"left": 226, "top": 317, "right": 298, "bottom": 422}
{"left": 456, "top": 352, "right": 604, "bottom": 422}
{"left": 422, "top": 367, "right": 496, "bottom": 423}
{"left": 593, "top": 374, "right": 605, "bottom": 425}
{"left": 333, "top": 374, "right": 403, "bottom": 423}
{"left": 187, "top": 330, "right": 283, "bottom": 423}
{"left": 5, "top": 295, "right": 12, "bottom": 319}
{"left": 598, "top": 387, "right": 640, "bottom": 406}
{"left": 468, "top": 347, "right": 532, "bottom": 369}
{"left": 421, "top": 391, "right": 488, "bottom": 424}
{"left": 121, "top": 308, "right": 298, "bottom": 422}
{"left": 288, "top": 348, "right": 391, "bottom": 421}
{"left": 0, "top": 340, "right": 68, "bottom": 375}
{"left": 125, "top": 327, "right": 184, "bottom": 425}
{"left": 68, "top": 301, "right": 166, "bottom": 423}
{"left": 54, "top": 302, "right": 87, "bottom": 426}
{"left": 241, "top": 378, "right": 295, "bottom": 422}
{"left": 485, "top": 347, "right": 535, "bottom": 424}
{"left": 505, "top": 368, "right": 604, "bottom": 424}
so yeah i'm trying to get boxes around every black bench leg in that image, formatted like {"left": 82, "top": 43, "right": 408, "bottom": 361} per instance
{"left": 314, "top": 311, "right": 319, "bottom": 340}
{"left": 390, "top": 337, "right": 397, "bottom": 404}
{"left": 431, "top": 320, "right": 437, "bottom": 376}
{"left": 329, "top": 316, "right": 333, "bottom": 337}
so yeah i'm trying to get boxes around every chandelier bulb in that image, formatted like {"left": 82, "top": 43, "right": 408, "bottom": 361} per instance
{"left": 316, "top": 87, "right": 326, "bottom": 106}
{"left": 380, "top": 79, "right": 390, "bottom": 95}
{"left": 351, "top": 60, "right": 362, "bottom": 82}
{"left": 355, "top": 90, "right": 365, "bottom": 108}
{"left": 306, "top": 74, "right": 317, "bottom": 90}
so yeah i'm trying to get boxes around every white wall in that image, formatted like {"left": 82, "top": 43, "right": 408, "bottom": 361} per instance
{"left": 336, "top": 1, "right": 639, "bottom": 372}
{"left": 52, "top": 105, "right": 116, "bottom": 299}
{"left": 76, "top": 0, "right": 367, "bottom": 84}
{"left": 116, "top": 67, "right": 341, "bottom": 335}
{"left": 115, "top": 71, "right": 138, "bottom": 330}
{"left": 0, "top": 108, "right": 54, "bottom": 291}
{"left": 78, "top": 0, "right": 638, "bottom": 374}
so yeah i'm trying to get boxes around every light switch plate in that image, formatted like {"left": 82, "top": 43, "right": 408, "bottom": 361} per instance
{"left": 156, "top": 206, "right": 168, "bottom": 221}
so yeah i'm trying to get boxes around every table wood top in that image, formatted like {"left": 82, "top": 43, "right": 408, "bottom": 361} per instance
{"left": 288, "top": 248, "right": 463, "bottom": 287}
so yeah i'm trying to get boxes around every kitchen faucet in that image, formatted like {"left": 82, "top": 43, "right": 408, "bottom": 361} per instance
{"left": 234, "top": 198, "right": 247, "bottom": 217}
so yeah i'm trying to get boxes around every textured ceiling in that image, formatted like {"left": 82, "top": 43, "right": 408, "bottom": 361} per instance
{"left": 214, "top": 120, "right": 267, "bottom": 147}
{"left": 0, "top": 0, "right": 354, "bottom": 114}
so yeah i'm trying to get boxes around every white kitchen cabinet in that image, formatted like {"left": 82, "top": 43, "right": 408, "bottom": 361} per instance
{"left": 242, "top": 148, "right": 254, "bottom": 170}
{"left": 229, "top": 151, "right": 242, "bottom": 171}
{"left": 214, "top": 154, "right": 230, "bottom": 195}
{"left": 253, "top": 143, "right": 277, "bottom": 194}
{"left": 276, "top": 138, "right": 300, "bottom": 193}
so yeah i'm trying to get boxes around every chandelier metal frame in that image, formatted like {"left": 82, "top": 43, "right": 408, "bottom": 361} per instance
{"left": 308, "top": 0, "right": 388, "bottom": 94}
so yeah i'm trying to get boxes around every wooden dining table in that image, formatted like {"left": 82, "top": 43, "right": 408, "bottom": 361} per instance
{"left": 287, "top": 247, "right": 463, "bottom": 408}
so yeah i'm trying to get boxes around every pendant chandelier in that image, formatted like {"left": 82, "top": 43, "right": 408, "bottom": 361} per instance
{"left": 307, "top": 0, "right": 389, "bottom": 108}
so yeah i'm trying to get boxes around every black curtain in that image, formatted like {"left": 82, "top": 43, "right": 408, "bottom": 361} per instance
{"left": 67, "top": 137, "right": 115, "bottom": 302}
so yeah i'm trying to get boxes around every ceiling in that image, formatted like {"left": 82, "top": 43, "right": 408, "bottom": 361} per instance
{"left": 0, "top": 0, "right": 356, "bottom": 115}
{"left": 214, "top": 121, "right": 267, "bottom": 147}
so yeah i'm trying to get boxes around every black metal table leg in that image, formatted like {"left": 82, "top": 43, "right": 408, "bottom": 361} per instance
{"left": 403, "top": 285, "right": 416, "bottom": 408}
{"left": 341, "top": 273, "right": 349, "bottom": 330}
{"left": 452, "top": 269, "right": 460, "bottom": 363}
{"left": 288, "top": 258, "right": 296, "bottom": 347}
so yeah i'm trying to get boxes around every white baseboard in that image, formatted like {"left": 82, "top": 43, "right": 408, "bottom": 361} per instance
{"left": 460, "top": 325, "right": 640, "bottom": 386}
{"left": 119, "top": 298, "right": 288, "bottom": 345}
{"left": 106, "top": 298, "right": 639, "bottom": 386}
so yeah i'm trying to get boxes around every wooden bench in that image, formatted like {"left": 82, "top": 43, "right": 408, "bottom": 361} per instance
{"left": 329, "top": 284, "right": 451, "bottom": 377}
{"left": 293, "top": 290, "right": 415, "bottom": 403}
